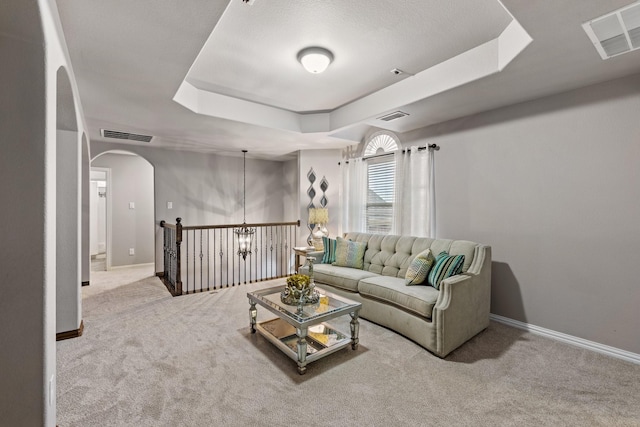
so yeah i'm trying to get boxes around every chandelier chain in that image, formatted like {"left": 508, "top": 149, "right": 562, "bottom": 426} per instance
{"left": 242, "top": 149, "right": 247, "bottom": 223}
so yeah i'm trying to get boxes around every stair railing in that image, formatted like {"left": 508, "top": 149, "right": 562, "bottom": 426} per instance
{"left": 160, "top": 218, "right": 300, "bottom": 295}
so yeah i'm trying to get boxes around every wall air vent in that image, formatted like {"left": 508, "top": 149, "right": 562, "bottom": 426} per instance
{"left": 377, "top": 111, "right": 409, "bottom": 122}
{"left": 583, "top": 1, "right": 640, "bottom": 59}
{"left": 101, "top": 129, "right": 153, "bottom": 143}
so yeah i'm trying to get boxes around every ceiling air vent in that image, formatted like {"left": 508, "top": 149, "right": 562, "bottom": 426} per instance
{"left": 101, "top": 129, "right": 153, "bottom": 143}
{"left": 583, "top": 1, "right": 640, "bottom": 59}
{"left": 377, "top": 111, "right": 409, "bottom": 122}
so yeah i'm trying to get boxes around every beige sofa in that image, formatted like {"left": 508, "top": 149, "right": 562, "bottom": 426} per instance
{"left": 300, "top": 232, "right": 491, "bottom": 358}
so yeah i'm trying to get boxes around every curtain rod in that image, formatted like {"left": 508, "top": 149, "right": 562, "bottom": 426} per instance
{"left": 405, "top": 144, "right": 440, "bottom": 153}
{"left": 338, "top": 144, "right": 440, "bottom": 165}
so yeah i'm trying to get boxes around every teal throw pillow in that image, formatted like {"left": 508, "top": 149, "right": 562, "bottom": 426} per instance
{"left": 332, "top": 236, "right": 367, "bottom": 269}
{"left": 405, "top": 249, "right": 436, "bottom": 286}
{"left": 427, "top": 251, "right": 465, "bottom": 290}
{"left": 321, "top": 236, "right": 337, "bottom": 264}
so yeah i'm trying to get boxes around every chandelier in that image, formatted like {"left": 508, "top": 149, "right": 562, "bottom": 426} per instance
{"left": 234, "top": 150, "right": 255, "bottom": 260}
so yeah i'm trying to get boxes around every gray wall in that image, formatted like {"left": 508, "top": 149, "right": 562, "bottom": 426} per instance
{"left": 298, "top": 149, "right": 341, "bottom": 246}
{"left": 56, "top": 130, "right": 81, "bottom": 334}
{"left": 0, "top": 16, "right": 50, "bottom": 425}
{"left": 283, "top": 158, "right": 299, "bottom": 231}
{"left": 1, "top": 1, "right": 88, "bottom": 423}
{"left": 91, "top": 142, "right": 295, "bottom": 271}
{"left": 81, "top": 135, "right": 90, "bottom": 283}
{"left": 401, "top": 73, "right": 640, "bottom": 355}
{"left": 92, "top": 153, "right": 155, "bottom": 267}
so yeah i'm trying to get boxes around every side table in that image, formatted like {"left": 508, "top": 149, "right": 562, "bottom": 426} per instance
{"left": 293, "top": 246, "right": 316, "bottom": 273}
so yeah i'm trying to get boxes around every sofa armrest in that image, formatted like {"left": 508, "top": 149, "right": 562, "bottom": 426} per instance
{"left": 432, "top": 245, "right": 492, "bottom": 357}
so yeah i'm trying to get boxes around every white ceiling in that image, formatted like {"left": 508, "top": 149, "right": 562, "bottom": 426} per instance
{"left": 57, "top": 0, "right": 640, "bottom": 160}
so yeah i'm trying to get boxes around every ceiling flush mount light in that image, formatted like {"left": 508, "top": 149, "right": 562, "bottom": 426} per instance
{"left": 297, "top": 47, "right": 334, "bottom": 74}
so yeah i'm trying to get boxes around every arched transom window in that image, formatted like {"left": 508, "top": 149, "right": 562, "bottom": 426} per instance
{"left": 364, "top": 132, "right": 399, "bottom": 156}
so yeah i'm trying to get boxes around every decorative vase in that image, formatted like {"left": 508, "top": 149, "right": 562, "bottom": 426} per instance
{"left": 311, "top": 224, "right": 327, "bottom": 250}
{"left": 308, "top": 207, "right": 329, "bottom": 250}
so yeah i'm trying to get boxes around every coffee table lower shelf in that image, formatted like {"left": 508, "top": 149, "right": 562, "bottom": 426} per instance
{"left": 256, "top": 318, "right": 353, "bottom": 373}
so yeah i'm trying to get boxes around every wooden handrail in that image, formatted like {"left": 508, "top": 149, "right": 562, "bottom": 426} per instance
{"left": 159, "top": 220, "right": 176, "bottom": 230}
{"left": 182, "top": 220, "right": 300, "bottom": 231}
{"left": 160, "top": 219, "right": 300, "bottom": 230}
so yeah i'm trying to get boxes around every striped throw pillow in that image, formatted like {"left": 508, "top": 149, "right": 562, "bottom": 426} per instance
{"left": 427, "top": 251, "right": 465, "bottom": 290}
{"left": 321, "top": 237, "right": 337, "bottom": 264}
{"left": 332, "top": 236, "right": 367, "bottom": 269}
{"left": 405, "top": 249, "right": 435, "bottom": 286}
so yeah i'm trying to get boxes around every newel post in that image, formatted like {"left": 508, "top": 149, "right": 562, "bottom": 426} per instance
{"left": 160, "top": 220, "right": 167, "bottom": 279}
{"left": 175, "top": 217, "right": 183, "bottom": 295}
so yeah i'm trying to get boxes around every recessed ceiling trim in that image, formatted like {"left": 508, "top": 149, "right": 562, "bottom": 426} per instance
{"left": 173, "top": 8, "right": 531, "bottom": 140}
{"left": 183, "top": 0, "right": 514, "bottom": 113}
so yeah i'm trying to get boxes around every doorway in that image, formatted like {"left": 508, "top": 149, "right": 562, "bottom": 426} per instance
{"left": 90, "top": 151, "right": 155, "bottom": 275}
{"left": 90, "top": 167, "right": 110, "bottom": 271}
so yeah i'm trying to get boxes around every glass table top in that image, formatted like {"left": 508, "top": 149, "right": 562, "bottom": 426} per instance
{"left": 248, "top": 285, "right": 360, "bottom": 323}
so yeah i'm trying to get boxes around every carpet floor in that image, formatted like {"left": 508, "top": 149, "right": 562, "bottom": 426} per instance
{"left": 57, "top": 268, "right": 640, "bottom": 426}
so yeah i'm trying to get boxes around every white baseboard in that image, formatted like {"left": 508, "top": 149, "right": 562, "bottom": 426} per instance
{"left": 490, "top": 313, "right": 640, "bottom": 365}
{"left": 108, "top": 262, "right": 155, "bottom": 270}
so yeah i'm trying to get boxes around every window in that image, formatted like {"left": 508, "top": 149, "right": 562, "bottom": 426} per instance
{"left": 366, "top": 156, "right": 395, "bottom": 233}
{"left": 364, "top": 132, "right": 399, "bottom": 234}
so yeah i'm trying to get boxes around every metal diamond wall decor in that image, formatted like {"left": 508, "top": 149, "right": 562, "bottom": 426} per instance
{"left": 319, "top": 176, "right": 329, "bottom": 207}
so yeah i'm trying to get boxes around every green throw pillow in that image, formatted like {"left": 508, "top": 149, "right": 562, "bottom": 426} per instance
{"left": 332, "top": 236, "right": 367, "bottom": 269}
{"left": 427, "top": 251, "right": 465, "bottom": 290}
{"left": 405, "top": 249, "right": 435, "bottom": 285}
{"left": 321, "top": 236, "right": 337, "bottom": 264}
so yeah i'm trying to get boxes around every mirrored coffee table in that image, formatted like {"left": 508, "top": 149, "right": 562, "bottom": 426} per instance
{"left": 247, "top": 285, "right": 361, "bottom": 375}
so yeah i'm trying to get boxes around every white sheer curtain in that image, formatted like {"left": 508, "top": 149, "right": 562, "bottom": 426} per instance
{"left": 339, "top": 158, "right": 366, "bottom": 234}
{"left": 392, "top": 146, "right": 435, "bottom": 237}
{"left": 428, "top": 147, "right": 436, "bottom": 236}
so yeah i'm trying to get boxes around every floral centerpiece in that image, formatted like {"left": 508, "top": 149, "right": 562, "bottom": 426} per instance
{"left": 281, "top": 273, "right": 319, "bottom": 306}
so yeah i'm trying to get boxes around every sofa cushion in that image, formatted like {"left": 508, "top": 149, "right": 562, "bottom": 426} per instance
{"left": 428, "top": 252, "right": 465, "bottom": 290}
{"left": 449, "top": 240, "right": 477, "bottom": 272}
{"left": 321, "top": 236, "right": 337, "bottom": 264}
{"left": 343, "top": 232, "right": 374, "bottom": 267}
{"left": 358, "top": 275, "right": 439, "bottom": 319}
{"left": 405, "top": 249, "right": 435, "bottom": 286}
{"left": 310, "top": 263, "right": 378, "bottom": 292}
{"left": 333, "top": 236, "right": 367, "bottom": 269}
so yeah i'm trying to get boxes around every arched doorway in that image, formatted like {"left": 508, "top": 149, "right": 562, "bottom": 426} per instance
{"left": 90, "top": 151, "right": 155, "bottom": 275}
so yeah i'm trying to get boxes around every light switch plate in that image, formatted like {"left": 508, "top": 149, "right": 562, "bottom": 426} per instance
{"left": 129, "top": 202, "right": 135, "bottom": 209}
{"left": 167, "top": 201, "right": 173, "bottom": 209}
